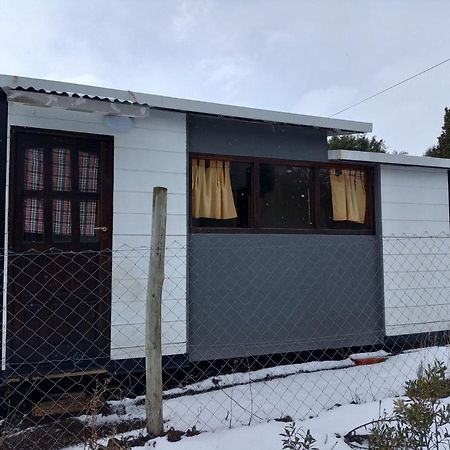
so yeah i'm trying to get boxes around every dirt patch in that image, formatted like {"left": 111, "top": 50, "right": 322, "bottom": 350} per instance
{"left": 1, "top": 416, "right": 146, "bottom": 450}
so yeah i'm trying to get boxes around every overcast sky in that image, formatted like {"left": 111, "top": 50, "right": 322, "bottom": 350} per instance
{"left": 1, "top": 0, "right": 450, "bottom": 155}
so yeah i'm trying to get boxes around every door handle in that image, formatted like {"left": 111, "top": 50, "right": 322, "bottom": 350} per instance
{"left": 93, "top": 227, "right": 108, "bottom": 232}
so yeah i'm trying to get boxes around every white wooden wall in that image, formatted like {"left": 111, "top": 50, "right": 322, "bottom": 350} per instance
{"left": 5, "top": 103, "right": 187, "bottom": 361}
{"left": 380, "top": 165, "right": 450, "bottom": 336}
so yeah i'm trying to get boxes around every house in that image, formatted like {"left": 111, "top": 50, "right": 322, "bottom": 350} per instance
{"left": 0, "top": 74, "right": 448, "bottom": 380}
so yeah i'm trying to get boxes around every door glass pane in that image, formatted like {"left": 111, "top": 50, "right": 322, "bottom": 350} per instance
{"left": 24, "top": 148, "right": 44, "bottom": 191}
{"left": 23, "top": 197, "right": 44, "bottom": 241}
{"left": 53, "top": 200, "right": 72, "bottom": 241}
{"left": 79, "top": 152, "right": 99, "bottom": 193}
{"left": 260, "top": 164, "right": 312, "bottom": 229}
{"left": 80, "top": 201, "right": 98, "bottom": 242}
{"left": 52, "top": 148, "right": 72, "bottom": 191}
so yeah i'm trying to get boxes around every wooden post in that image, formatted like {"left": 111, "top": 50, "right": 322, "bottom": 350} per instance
{"left": 145, "top": 187, "right": 167, "bottom": 436}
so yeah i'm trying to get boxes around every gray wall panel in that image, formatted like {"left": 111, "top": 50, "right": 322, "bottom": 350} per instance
{"left": 188, "top": 234, "right": 384, "bottom": 361}
{"left": 189, "top": 115, "right": 328, "bottom": 161}
{"left": 188, "top": 115, "right": 384, "bottom": 361}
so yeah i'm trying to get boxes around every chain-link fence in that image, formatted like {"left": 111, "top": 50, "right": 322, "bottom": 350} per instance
{"left": 1, "top": 234, "right": 450, "bottom": 449}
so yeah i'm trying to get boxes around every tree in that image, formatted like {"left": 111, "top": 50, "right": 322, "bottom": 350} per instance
{"left": 424, "top": 107, "right": 450, "bottom": 158}
{"left": 328, "top": 135, "right": 387, "bottom": 153}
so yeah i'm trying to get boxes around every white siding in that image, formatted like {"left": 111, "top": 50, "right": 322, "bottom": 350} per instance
{"left": 6, "top": 103, "right": 187, "bottom": 360}
{"left": 381, "top": 165, "right": 450, "bottom": 336}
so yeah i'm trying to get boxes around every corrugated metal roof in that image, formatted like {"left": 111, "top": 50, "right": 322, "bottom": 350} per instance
{"left": 11, "top": 85, "right": 138, "bottom": 105}
{"left": 0, "top": 74, "right": 372, "bottom": 134}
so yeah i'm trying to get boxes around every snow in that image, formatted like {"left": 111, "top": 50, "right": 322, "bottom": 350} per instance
{"left": 66, "top": 397, "right": 450, "bottom": 449}
{"left": 348, "top": 350, "right": 389, "bottom": 361}
{"left": 162, "top": 346, "right": 450, "bottom": 430}
{"left": 165, "top": 358, "right": 356, "bottom": 396}
{"left": 64, "top": 346, "right": 450, "bottom": 449}
{"left": 61, "top": 399, "right": 406, "bottom": 450}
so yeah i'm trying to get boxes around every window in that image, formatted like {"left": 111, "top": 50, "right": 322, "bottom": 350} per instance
{"left": 260, "top": 164, "right": 312, "bottom": 229}
{"left": 22, "top": 147, "right": 101, "bottom": 243}
{"left": 14, "top": 129, "right": 110, "bottom": 250}
{"left": 319, "top": 168, "right": 371, "bottom": 230}
{"left": 191, "top": 159, "right": 252, "bottom": 228}
{"left": 190, "top": 155, "right": 374, "bottom": 233}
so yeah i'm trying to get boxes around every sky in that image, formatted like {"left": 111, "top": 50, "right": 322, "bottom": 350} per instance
{"left": 1, "top": 0, "right": 450, "bottom": 155}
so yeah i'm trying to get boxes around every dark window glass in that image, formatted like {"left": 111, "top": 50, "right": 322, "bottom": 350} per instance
{"left": 192, "top": 160, "right": 252, "bottom": 228}
{"left": 79, "top": 152, "right": 99, "bottom": 193}
{"left": 319, "top": 168, "right": 371, "bottom": 230}
{"left": 52, "top": 148, "right": 72, "bottom": 192}
{"left": 23, "top": 197, "right": 44, "bottom": 241}
{"left": 259, "top": 164, "right": 312, "bottom": 229}
{"left": 80, "top": 200, "right": 99, "bottom": 242}
{"left": 52, "top": 199, "right": 72, "bottom": 242}
{"left": 24, "top": 148, "right": 44, "bottom": 191}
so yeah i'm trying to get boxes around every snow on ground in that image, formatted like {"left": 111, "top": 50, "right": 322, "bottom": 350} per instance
{"left": 348, "top": 350, "right": 389, "bottom": 361}
{"left": 165, "top": 358, "right": 356, "bottom": 396}
{"left": 150, "top": 396, "right": 450, "bottom": 450}
{"left": 66, "top": 346, "right": 450, "bottom": 449}
{"left": 64, "top": 398, "right": 398, "bottom": 450}
{"left": 152, "top": 399, "right": 400, "bottom": 450}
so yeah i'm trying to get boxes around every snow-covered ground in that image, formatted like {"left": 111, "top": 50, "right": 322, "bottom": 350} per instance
{"left": 67, "top": 397, "right": 450, "bottom": 450}
{"left": 65, "top": 346, "right": 450, "bottom": 449}
{"left": 129, "top": 399, "right": 399, "bottom": 450}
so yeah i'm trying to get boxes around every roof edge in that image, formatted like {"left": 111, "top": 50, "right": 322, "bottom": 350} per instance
{"left": 0, "top": 74, "right": 372, "bottom": 134}
{"left": 329, "top": 149, "right": 450, "bottom": 169}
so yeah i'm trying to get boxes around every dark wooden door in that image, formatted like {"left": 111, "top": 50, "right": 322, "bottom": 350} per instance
{"left": 7, "top": 128, "right": 113, "bottom": 368}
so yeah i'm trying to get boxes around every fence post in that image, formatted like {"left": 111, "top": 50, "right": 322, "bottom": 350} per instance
{"left": 145, "top": 186, "right": 167, "bottom": 436}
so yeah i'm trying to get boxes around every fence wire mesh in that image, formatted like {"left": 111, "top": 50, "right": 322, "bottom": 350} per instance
{"left": 1, "top": 234, "right": 450, "bottom": 449}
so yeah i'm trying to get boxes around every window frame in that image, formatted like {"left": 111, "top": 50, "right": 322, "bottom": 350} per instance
{"left": 189, "top": 153, "right": 375, "bottom": 235}
{"left": 9, "top": 126, "right": 114, "bottom": 251}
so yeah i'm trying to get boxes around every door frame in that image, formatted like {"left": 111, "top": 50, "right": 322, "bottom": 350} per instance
{"left": 7, "top": 126, "right": 114, "bottom": 370}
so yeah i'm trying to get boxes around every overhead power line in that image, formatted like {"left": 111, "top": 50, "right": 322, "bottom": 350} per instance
{"left": 330, "top": 57, "right": 450, "bottom": 118}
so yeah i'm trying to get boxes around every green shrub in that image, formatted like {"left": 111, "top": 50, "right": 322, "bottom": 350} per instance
{"left": 369, "top": 361, "right": 450, "bottom": 450}
{"left": 280, "top": 422, "right": 318, "bottom": 450}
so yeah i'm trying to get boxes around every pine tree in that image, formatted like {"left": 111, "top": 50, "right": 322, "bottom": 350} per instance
{"left": 424, "top": 107, "right": 450, "bottom": 158}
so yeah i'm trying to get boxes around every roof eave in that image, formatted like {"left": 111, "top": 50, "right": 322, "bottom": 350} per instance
{"left": 329, "top": 149, "right": 450, "bottom": 169}
{"left": 0, "top": 74, "right": 372, "bottom": 134}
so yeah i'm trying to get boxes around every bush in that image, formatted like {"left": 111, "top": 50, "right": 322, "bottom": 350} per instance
{"left": 280, "top": 422, "right": 318, "bottom": 450}
{"left": 369, "top": 361, "right": 450, "bottom": 450}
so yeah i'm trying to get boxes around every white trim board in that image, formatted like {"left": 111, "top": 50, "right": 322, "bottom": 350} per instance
{"left": 329, "top": 149, "right": 450, "bottom": 169}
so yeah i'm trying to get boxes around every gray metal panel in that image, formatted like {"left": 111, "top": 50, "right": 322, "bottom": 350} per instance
{"left": 187, "top": 115, "right": 384, "bottom": 361}
{"left": 0, "top": 74, "right": 372, "bottom": 134}
{"left": 189, "top": 115, "right": 329, "bottom": 162}
{"left": 188, "top": 234, "right": 384, "bottom": 361}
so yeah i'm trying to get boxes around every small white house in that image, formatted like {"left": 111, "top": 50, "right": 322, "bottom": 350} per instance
{"left": 0, "top": 74, "right": 448, "bottom": 378}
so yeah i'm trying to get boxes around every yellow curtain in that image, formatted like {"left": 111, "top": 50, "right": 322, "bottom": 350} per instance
{"left": 355, "top": 171, "right": 367, "bottom": 224}
{"left": 207, "top": 160, "right": 222, "bottom": 219}
{"left": 330, "top": 169, "right": 367, "bottom": 224}
{"left": 192, "top": 159, "right": 200, "bottom": 217}
{"left": 192, "top": 159, "right": 211, "bottom": 218}
{"left": 191, "top": 159, "right": 237, "bottom": 219}
{"left": 330, "top": 169, "right": 347, "bottom": 221}
{"left": 198, "top": 159, "right": 211, "bottom": 218}
{"left": 221, "top": 161, "right": 238, "bottom": 219}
